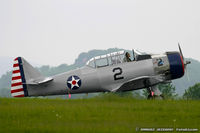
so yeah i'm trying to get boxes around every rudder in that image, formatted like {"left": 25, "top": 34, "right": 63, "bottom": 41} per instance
{"left": 11, "top": 57, "right": 28, "bottom": 97}
{"left": 11, "top": 57, "right": 53, "bottom": 97}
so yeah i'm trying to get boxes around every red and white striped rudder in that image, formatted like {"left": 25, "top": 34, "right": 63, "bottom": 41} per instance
{"left": 11, "top": 57, "right": 28, "bottom": 97}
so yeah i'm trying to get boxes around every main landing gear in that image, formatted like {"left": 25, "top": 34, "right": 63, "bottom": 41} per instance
{"left": 147, "top": 86, "right": 164, "bottom": 99}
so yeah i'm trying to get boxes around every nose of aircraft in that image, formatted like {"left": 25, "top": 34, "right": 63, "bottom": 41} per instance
{"left": 167, "top": 52, "right": 185, "bottom": 80}
{"left": 166, "top": 44, "right": 191, "bottom": 80}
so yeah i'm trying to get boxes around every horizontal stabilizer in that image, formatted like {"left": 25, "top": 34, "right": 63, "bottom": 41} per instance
{"left": 26, "top": 77, "right": 53, "bottom": 85}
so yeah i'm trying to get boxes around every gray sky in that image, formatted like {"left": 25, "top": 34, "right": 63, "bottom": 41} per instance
{"left": 0, "top": 0, "right": 200, "bottom": 66}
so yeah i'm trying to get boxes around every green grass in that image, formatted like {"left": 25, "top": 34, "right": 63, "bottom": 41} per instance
{"left": 0, "top": 96, "right": 200, "bottom": 133}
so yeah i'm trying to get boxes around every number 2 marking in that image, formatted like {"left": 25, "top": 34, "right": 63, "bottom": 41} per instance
{"left": 112, "top": 67, "right": 124, "bottom": 80}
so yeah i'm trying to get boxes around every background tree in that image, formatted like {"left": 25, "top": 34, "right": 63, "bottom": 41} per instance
{"left": 183, "top": 83, "right": 200, "bottom": 100}
{"left": 159, "top": 83, "right": 177, "bottom": 99}
{"left": 0, "top": 88, "right": 11, "bottom": 97}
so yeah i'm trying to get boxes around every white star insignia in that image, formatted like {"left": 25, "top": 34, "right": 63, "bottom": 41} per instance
{"left": 67, "top": 76, "right": 80, "bottom": 89}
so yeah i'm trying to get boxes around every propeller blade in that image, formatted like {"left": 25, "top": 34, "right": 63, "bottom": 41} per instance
{"left": 178, "top": 43, "right": 184, "bottom": 61}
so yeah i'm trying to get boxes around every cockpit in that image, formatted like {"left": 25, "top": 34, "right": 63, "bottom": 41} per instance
{"left": 86, "top": 50, "right": 152, "bottom": 68}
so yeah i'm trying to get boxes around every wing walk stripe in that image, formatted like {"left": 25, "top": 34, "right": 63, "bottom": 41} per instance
{"left": 11, "top": 82, "right": 22, "bottom": 87}
{"left": 11, "top": 88, "right": 24, "bottom": 93}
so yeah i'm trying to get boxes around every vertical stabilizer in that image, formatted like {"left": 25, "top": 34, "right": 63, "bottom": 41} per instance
{"left": 11, "top": 57, "right": 28, "bottom": 97}
{"left": 11, "top": 57, "right": 53, "bottom": 97}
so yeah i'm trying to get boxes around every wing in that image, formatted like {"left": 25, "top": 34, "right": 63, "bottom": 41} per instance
{"left": 112, "top": 75, "right": 166, "bottom": 92}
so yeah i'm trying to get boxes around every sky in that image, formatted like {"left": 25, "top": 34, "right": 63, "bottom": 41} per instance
{"left": 0, "top": 0, "right": 200, "bottom": 66}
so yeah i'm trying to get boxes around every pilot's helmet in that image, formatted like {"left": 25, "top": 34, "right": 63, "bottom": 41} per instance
{"left": 125, "top": 52, "right": 130, "bottom": 58}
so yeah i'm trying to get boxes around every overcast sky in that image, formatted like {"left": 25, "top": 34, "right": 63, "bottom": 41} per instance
{"left": 0, "top": 0, "right": 200, "bottom": 66}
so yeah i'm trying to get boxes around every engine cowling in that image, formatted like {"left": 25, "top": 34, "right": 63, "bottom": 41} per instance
{"left": 167, "top": 52, "right": 185, "bottom": 80}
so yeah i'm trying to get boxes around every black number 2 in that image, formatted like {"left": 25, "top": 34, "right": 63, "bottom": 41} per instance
{"left": 113, "top": 67, "right": 124, "bottom": 80}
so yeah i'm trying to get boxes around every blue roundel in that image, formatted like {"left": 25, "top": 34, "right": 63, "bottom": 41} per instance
{"left": 67, "top": 75, "right": 81, "bottom": 90}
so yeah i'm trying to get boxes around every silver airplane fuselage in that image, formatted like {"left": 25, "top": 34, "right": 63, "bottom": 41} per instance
{"left": 10, "top": 48, "right": 188, "bottom": 98}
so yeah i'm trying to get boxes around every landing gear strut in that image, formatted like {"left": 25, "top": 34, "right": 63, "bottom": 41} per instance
{"left": 147, "top": 86, "right": 164, "bottom": 100}
{"left": 147, "top": 87, "right": 154, "bottom": 99}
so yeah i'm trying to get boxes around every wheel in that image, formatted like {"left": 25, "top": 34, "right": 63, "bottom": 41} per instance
{"left": 160, "top": 94, "right": 165, "bottom": 99}
{"left": 147, "top": 94, "right": 153, "bottom": 100}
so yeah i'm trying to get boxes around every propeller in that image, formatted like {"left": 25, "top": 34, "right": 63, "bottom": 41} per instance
{"left": 178, "top": 43, "right": 191, "bottom": 68}
{"left": 178, "top": 43, "right": 184, "bottom": 61}
{"left": 178, "top": 43, "right": 191, "bottom": 81}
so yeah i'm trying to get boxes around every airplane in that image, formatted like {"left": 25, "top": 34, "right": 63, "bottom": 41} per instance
{"left": 11, "top": 45, "right": 191, "bottom": 99}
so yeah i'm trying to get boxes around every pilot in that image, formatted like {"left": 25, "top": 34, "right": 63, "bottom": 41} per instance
{"left": 123, "top": 52, "right": 131, "bottom": 62}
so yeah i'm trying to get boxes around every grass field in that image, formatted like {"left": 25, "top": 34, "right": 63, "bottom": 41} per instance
{"left": 0, "top": 95, "right": 200, "bottom": 133}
